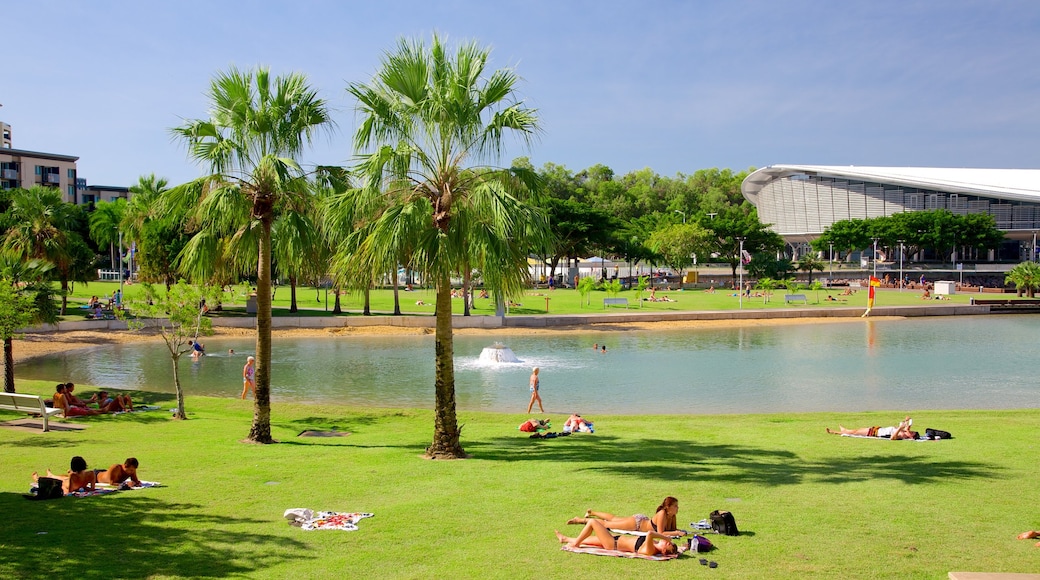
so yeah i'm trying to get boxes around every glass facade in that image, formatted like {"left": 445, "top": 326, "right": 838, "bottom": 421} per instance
{"left": 755, "top": 174, "right": 1040, "bottom": 235}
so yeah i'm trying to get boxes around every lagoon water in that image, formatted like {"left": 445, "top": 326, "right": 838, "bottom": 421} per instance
{"left": 16, "top": 315, "right": 1040, "bottom": 414}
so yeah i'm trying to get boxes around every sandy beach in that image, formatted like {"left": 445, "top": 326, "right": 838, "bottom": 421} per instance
{"left": 11, "top": 316, "right": 893, "bottom": 365}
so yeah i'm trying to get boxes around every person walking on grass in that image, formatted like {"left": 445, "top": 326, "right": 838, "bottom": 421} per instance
{"left": 242, "top": 356, "right": 256, "bottom": 399}
{"left": 527, "top": 367, "right": 544, "bottom": 413}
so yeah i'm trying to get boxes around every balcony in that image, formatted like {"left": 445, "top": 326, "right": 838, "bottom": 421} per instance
{"left": 45, "top": 173, "right": 61, "bottom": 184}
{"left": 1, "top": 169, "right": 17, "bottom": 179}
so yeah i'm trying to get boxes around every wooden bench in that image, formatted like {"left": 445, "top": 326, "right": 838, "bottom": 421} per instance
{"left": 784, "top": 294, "right": 808, "bottom": 304}
{"left": 970, "top": 298, "right": 1040, "bottom": 307}
{"left": 0, "top": 392, "right": 63, "bottom": 432}
{"left": 603, "top": 297, "right": 629, "bottom": 309}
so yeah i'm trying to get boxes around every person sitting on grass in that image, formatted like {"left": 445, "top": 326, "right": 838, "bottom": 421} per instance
{"left": 97, "top": 457, "right": 143, "bottom": 488}
{"left": 566, "top": 497, "right": 684, "bottom": 537}
{"left": 555, "top": 520, "right": 679, "bottom": 556}
{"left": 33, "top": 455, "right": 96, "bottom": 494}
{"left": 53, "top": 384, "right": 103, "bottom": 417}
{"left": 827, "top": 416, "right": 918, "bottom": 439}
{"left": 90, "top": 390, "right": 133, "bottom": 413}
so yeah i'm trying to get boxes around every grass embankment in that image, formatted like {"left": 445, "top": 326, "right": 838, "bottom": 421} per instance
{"left": 63, "top": 281, "right": 978, "bottom": 321}
{"left": 2, "top": 380, "right": 1038, "bottom": 579}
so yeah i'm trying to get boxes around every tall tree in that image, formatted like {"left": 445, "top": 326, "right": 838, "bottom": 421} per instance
{"left": 169, "top": 66, "right": 333, "bottom": 443}
{"left": 0, "top": 258, "right": 58, "bottom": 393}
{"left": 2, "top": 187, "right": 92, "bottom": 314}
{"left": 346, "top": 35, "right": 548, "bottom": 458}
{"left": 88, "top": 198, "right": 127, "bottom": 270}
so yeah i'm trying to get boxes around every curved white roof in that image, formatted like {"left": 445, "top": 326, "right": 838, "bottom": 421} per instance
{"left": 743, "top": 165, "right": 1040, "bottom": 205}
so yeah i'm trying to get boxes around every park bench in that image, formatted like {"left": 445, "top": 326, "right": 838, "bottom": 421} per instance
{"left": 0, "top": 392, "right": 63, "bottom": 432}
{"left": 784, "top": 294, "right": 808, "bottom": 304}
{"left": 603, "top": 297, "right": 629, "bottom": 309}
{"left": 970, "top": 298, "right": 1040, "bottom": 308}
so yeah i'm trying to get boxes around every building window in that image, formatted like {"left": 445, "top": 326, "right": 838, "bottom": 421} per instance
{"left": 35, "top": 165, "right": 43, "bottom": 175}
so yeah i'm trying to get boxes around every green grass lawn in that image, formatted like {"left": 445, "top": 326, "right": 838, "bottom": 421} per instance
{"left": 2, "top": 380, "right": 1038, "bottom": 579}
{"left": 61, "top": 280, "right": 982, "bottom": 321}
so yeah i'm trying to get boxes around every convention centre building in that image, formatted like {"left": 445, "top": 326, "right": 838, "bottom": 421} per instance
{"left": 741, "top": 165, "right": 1040, "bottom": 261}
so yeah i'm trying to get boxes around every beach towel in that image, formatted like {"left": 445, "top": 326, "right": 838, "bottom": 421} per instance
{"left": 284, "top": 509, "right": 374, "bottom": 531}
{"left": 30, "top": 480, "right": 161, "bottom": 498}
{"left": 112, "top": 405, "right": 163, "bottom": 415}
{"left": 839, "top": 434, "right": 932, "bottom": 441}
{"left": 560, "top": 544, "right": 682, "bottom": 561}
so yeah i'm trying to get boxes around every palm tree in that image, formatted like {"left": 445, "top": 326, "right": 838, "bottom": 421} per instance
{"left": 2, "top": 187, "right": 87, "bottom": 314}
{"left": 88, "top": 198, "right": 127, "bottom": 270}
{"left": 169, "top": 66, "right": 333, "bottom": 443}
{"left": 1005, "top": 261, "right": 1040, "bottom": 297}
{"left": 345, "top": 35, "right": 549, "bottom": 458}
{"left": 0, "top": 257, "right": 58, "bottom": 392}
{"left": 797, "top": 255, "right": 825, "bottom": 285}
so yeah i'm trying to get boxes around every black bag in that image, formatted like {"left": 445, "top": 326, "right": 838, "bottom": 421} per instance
{"left": 709, "top": 510, "right": 738, "bottom": 536}
{"left": 924, "top": 428, "right": 953, "bottom": 440}
{"left": 27, "top": 477, "right": 64, "bottom": 500}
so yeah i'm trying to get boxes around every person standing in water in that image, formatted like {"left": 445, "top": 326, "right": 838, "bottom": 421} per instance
{"left": 527, "top": 367, "right": 544, "bottom": 413}
{"left": 241, "top": 356, "right": 256, "bottom": 399}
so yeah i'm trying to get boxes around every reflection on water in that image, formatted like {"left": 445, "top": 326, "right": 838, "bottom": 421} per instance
{"left": 15, "top": 315, "right": 1040, "bottom": 414}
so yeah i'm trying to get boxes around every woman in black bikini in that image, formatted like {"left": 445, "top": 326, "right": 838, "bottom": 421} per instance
{"left": 566, "top": 496, "right": 683, "bottom": 537}
{"left": 554, "top": 518, "right": 678, "bottom": 556}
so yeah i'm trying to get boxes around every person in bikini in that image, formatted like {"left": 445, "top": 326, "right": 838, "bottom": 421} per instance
{"left": 566, "top": 496, "right": 684, "bottom": 537}
{"left": 554, "top": 519, "right": 679, "bottom": 556}
{"left": 241, "top": 356, "right": 256, "bottom": 399}
{"left": 91, "top": 390, "right": 133, "bottom": 412}
{"left": 33, "top": 456, "right": 96, "bottom": 494}
{"left": 827, "top": 416, "right": 918, "bottom": 439}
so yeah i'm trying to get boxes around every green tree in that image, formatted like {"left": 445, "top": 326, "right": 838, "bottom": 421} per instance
{"left": 0, "top": 258, "right": 58, "bottom": 393}
{"left": 124, "top": 282, "right": 219, "bottom": 419}
{"left": 88, "top": 198, "right": 127, "bottom": 270}
{"left": 346, "top": 35, "right": 549, "bottom": 459}
{"left": 2, "top": 187, "right": 92, "bottom": 314}
{"left": 1005, "top": 261, "right": 1040, "bottom": 297}
{"left": 577, "top": 276, "right": 599, "bottom": 307}
{"left": 797, "top": 255, "right": 825, "bottom": 284}
{"left": 169, "top": 66, "right": 333, "bottom": 443}
{"left": 647, "top": 223, "right": 711, "bottom": 288}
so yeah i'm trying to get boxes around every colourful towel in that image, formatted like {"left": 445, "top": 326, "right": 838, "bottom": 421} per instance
{"left": 561, "top": 544, "right": 680, "bottom": 561}
{"left": 299, "top": 511, "right": 374, "bottom": 531}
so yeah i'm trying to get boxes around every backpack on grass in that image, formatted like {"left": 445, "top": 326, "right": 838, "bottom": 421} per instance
{"left": 924, "top": 428, "right": 953, "bottom": 440}
{"left": 709, "top": 510, "right": 739, "bottom": 536}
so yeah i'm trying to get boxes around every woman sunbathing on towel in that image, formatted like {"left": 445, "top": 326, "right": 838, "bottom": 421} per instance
{"left": 555, "top": 519, "right": 678, "bottom": 556}
{"left": 33, "top": 455, "right": 96, "bottom": 494}
{"left": 566, "top": 496, "right": 684, "bottom": 537}
{"left": 827, "top": 416, "right": 919, "bottom": 440}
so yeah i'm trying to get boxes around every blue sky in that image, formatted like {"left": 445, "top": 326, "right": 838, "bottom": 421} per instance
{"left": 4, "top": 0, "right": 1040, "bottom": 187}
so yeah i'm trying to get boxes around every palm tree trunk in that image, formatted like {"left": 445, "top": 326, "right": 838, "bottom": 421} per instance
{"left": 4, "top": 337, "right": 15, "bottom": 393}
{"left": 171, "top": 355, "right": 186, "bottom": 420}
{"left": 289, "top": 275, "right": 298, "bottom": 313}
{"left": 332, "top": 286, "right": 342, "bottom": 314}
{"left": 426, "top": 276, "right": 465, "bottom": 459}
{"left": 392, "top": 269, "right": 401, "bottom": 315}
{"left": 248, "top": 219, "right": 275, "bottom": 443}
{"left": 463, "top": 269, "right": 472, "bottom": 316}
{"left": 363, "top": 285, "right": 371, "bottom": 315}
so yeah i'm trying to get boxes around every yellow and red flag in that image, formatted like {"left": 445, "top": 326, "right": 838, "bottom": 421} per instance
{"left": 867, "top": 276, "right": 881, "bottom": 308}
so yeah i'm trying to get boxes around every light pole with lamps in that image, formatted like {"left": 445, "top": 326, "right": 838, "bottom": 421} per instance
{"left": 898, "top": 240, "right": 904, "bottom": 291}
{"left": 737, "top": 237, "right": 746, "bottom": 310}
{"left": 674, "top": 210, "right": 686, "bottom": 224}
{"left": 828, "top": 241, "right": 833, "bottom": 282}
{"left": 117, "top": 229, "right": 124, "bottom": 306}
{"left": 871, "top": 237, "right": 880, "bottom": 280}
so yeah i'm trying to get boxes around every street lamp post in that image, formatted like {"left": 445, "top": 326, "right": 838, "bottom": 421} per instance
{"left": 871, "top": 237, "right": 880, "bottom": 280}
{"left": 828, "top": 242, "right": 833, "bottom": 283}
{"left": 117, "top": 229, "right": 124, "bottom": 307}
{"left": 737, "top": 237, "right": 746, "bottom": 310}
{"left": 674, "top": 210, "right": 686, "bottom": 224}
{"left": 898, "top": 240, "right": 904, "bottom": 291}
